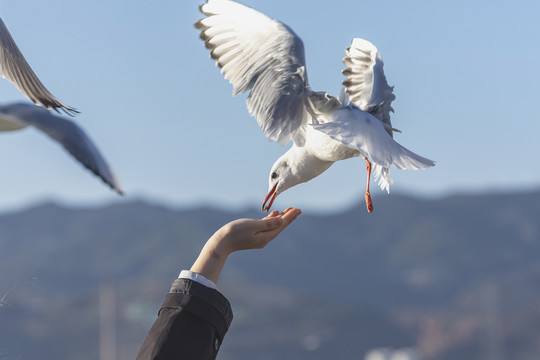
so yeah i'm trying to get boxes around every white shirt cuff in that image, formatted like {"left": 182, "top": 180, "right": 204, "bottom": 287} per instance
{"left": 178, "top": 270, "right": 217, "bottom": 289}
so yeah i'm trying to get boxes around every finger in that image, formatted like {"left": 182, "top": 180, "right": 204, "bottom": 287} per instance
{"left": 256, "top": 216, "right": 284, "bottom": 233}
{"left": 280, "top": 207, "right": 294, "bottom": 215}
{"left": 257, "top": 208, "right": 302, "bottom": 240}
{"left": 280, "top": 208, "right": 302, "bottom": 226}
{"left": 263, "top": 210, "right": 280, "bottom": 219}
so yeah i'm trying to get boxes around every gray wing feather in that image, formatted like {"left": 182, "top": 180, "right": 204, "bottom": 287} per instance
{"left": 342, "top": 38, "right": 395, "bottom": 137}
{"left": 0, "top": 103, "right": 122, "bottom": 194}
{"left": 196, "top": 0, "right": 310, "bottom": 146}
{"left": 0, "top": 17, "right": 78, "bottom": 116}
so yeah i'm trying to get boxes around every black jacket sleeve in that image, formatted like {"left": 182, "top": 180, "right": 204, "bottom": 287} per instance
{"left": 136, "top": 278, "right": 233, "bottom": 360}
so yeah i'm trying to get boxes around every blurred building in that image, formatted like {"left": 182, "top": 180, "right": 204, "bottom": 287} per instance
{"left": 365, "top": 347, "right": 421, "bottom": 360}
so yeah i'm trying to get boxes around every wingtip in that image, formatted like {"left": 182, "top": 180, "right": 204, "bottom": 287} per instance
{"left": 57, "top": 106, "right": 80, "bottom": 117}
{"left": 105, "top": 179, "right": 124, "bottom": 196}
{"left": 350, "top": 38, "right": 378, "bottom": 52}
{"left": 44, "top": 102, "right": 80, "bottom": 117}
{"left": 108, "top": 177, "right": 124, "bottom": 196}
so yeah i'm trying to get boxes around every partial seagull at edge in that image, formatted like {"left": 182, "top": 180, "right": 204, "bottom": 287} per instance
{"left": 0, "top": 17, "right": 78, "bottom": 115}
{"left": 0, "top": 102, "right": 123, "bottom": 194}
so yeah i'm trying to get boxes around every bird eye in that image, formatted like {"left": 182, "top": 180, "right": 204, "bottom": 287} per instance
{"left": 271, "top": 172, "right": 278, "bottom": 179}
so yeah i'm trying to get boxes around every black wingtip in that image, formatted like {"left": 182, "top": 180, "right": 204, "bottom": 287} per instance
{"left": 61, "top": 107, "right": 80, "bottom": 117}
{"left": 50, "top": 105, "right": 80, "bottom": 117}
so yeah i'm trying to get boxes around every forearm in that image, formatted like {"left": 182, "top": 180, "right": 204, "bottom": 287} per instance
{"left": 189, "top": 231, "right": 231, "bottom": 284}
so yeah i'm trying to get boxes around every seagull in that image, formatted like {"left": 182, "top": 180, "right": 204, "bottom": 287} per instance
{"left": 0, "top": 102, "right": 123, "bottom": 194}
{"left": 0, "top": 17, "right": 78, "bottom": 116}
{"left": 196, "top": 0, "right": 435, "bottom": 213}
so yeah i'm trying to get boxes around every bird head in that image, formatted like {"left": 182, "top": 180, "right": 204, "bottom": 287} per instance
{"left": 262, "top": 145, "right": 335, "bottom": 212}
{"left": 262, "top": 152, "right": 297, "bottom": 212}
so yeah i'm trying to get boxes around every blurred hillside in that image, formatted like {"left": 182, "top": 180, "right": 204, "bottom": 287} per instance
{"left": 0, "top": 189, "right": 539, "bottom": 360}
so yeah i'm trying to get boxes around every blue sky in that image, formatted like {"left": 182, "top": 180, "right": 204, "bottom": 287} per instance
{"left": 1, "top": 0, "right": 539, "bottom": 213}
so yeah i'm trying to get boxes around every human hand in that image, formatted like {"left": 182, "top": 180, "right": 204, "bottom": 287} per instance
{"left": 211, "top": 207, "right": 302, "bottom": 255}
{"left": 190, "top": 208, "right": 301, "bottom": 284}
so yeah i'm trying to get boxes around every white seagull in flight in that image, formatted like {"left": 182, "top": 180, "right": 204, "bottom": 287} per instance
{"left": 0, "top": 17, "right": 78, "bottom": 115}
{"left": 0, "top": 103, "right": 123, "bottom": 194}
{"left": 196, "top": 0, "right": 435, "bottom": 213}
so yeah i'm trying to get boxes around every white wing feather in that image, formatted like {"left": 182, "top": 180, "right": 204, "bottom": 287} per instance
{"left": 372, "top": 164, "right": 393, "bottom": 193}
{"left": 312, "top": 108, "right": 434, "bottom": 171}
{"left": 342, "top": 38, "right": 395, "bottom": 130}
{"left": 196, "top": 0, "right": 310, "bottom": 146}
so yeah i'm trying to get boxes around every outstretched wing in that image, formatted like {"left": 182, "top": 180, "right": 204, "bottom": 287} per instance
{"left": 342, "top": 38, "right": 395, "bottom": 137}
{"left": 195, "top": 0, "right": 311, "bottom": 146}
{"left": 312, "top": 108, "right": 434, "bottom": 171}
{"left": 0, "top": 17, "right": 78, "bottom": 116}
{"left": 0, "top": 103, "right": 122, "bottom": 194}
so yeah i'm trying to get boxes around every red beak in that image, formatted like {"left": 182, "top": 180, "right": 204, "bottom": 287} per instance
{"left": 262, "top": 183, "right": 278, "bottom": 212}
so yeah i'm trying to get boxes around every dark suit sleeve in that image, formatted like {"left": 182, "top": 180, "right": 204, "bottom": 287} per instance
{"left": 136, "top": 278, "right": 233, "bottom": 360}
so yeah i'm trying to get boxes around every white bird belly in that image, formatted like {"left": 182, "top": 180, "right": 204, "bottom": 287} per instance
{"left": 305, "top": 124, "right": 360, "bottom": 162}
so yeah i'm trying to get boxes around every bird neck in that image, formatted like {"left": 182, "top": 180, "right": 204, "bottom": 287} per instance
{"left": 286, "top": 145, "right": 334, "bottom": 185}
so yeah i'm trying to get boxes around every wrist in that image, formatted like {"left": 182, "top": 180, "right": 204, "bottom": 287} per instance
{"left": 189, "top": 235, "right": 231, "bottom": 285}
{"left": 204, "top": 241, "right": 230, "bottom": 263}
{"left": 208, "top": 226, "right": 237, "bottom": 256}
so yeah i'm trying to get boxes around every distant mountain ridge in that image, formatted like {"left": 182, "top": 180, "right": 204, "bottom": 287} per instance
{"left": 1, "top": 189, "right": 539, "bottom": 360}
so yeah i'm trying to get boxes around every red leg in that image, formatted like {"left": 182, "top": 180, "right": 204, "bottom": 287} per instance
{"left": 365, "top": 158, "right": 374, "bottom": 213}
